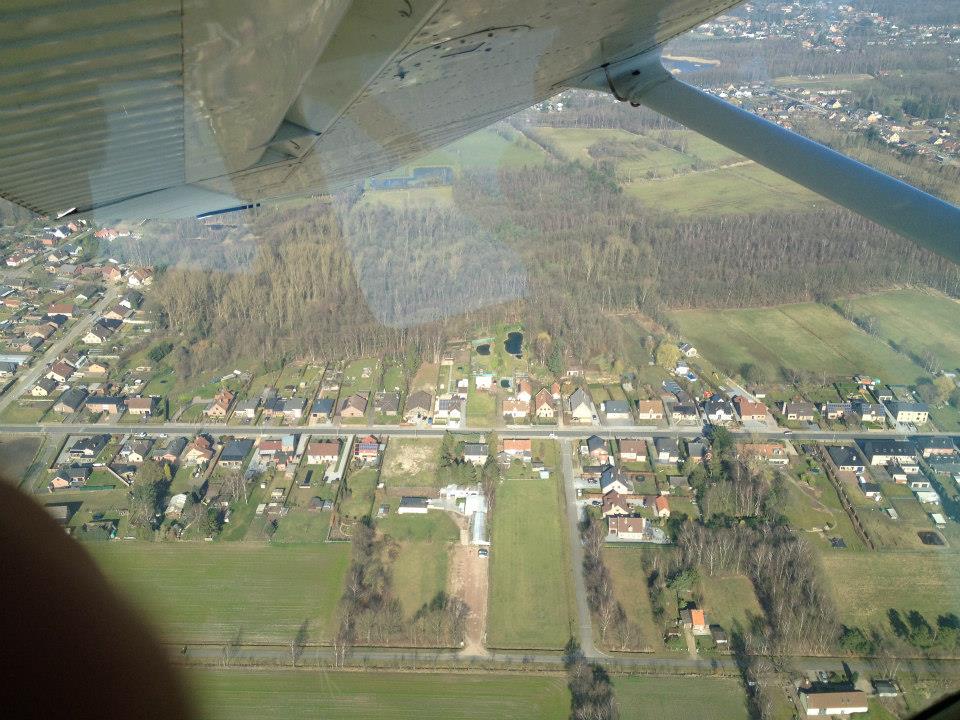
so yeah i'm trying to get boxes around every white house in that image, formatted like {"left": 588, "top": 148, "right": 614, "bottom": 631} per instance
{"left": 799, "top": 690, "right": 868, "bottom": 717}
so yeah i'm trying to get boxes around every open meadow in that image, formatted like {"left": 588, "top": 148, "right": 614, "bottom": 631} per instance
{"left": 487, "top": 476, "right": 575, "bottom": 649}
{"left": 185, "top": 669, "right": 569, "bottom": 720}
{"left": 844, "top": 289, "right": 960, "bottom": 371}
{"left": 616, "top": 675, "right": 750, "bottom": 720}
{"left": 669, "top": 302, "right": 928, "bottom": 383}
{"left": 88, "top": 543, "right": 350, "bottom": 644}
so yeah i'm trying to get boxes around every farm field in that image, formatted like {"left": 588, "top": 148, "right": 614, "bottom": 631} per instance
{"left": 843, "top": 289, "right": 960, "bottom": 371}
{"left": 487, "top": 476, "right": 575, "bottom": 649}
{"left": 186, "top": 669, "right": 569, "bottom": 720}
{"left": 88, "top": 543, "right": 350, "bottom": 644}
{"left": 616, "top": 675, "right": 750, "bottom": 720}
{"left": 669, "top": 302, "right": 928, "bottom": 384}
{"left": 0, "top": 434, "right": 41, "bottom": 485}
{"left": 821, "top": 551, "right": 960, "bottom": 633}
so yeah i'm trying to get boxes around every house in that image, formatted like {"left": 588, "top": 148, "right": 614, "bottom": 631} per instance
{"left": 53, "top": 387, "right": 87, "bottom": 414}
{"left": 119, "top": 290, "right": 143, "bottom": 309}
{"left": 309, "top": 397, "right": 334, "bottom": 423}
{"left": 68, "top": 434, "right": 109, "bottom": 460}
{"left": 586, "top": 435, "right": 609, "bottom": 463}
{"left": 234, "top": 397, "right": 260, "bottom": 420}
{"left": 404, "top": 390, "right": 432, "bottom": 423}
{"left": 599, "top": 466, "right": 632, "bottom": 495}
{"left": 354, "top": 435, "right": 380, "bottom": 462}
{"left": 306, "top": 440, "right": 340, "bottom": 464}
{"left": 435, "top": 394, "right": 463, "bottom": 422}
{"left": 184, "top": 436, "right": 215, "bottom": 465}
{"left": 568, "top": 387, "right": 594, "bottom": 423}
{"left": 915, "top": 437, "right": 958, "bottom": 458}
{"left": 502, "top": 438, "right": 532, "bottom": 460}
{"left": 219, "top": 439, "right": 253, "bottom": 468}
{"left": 475, "top": 373, "right": 494, "bottom": 390}
{"left": 0, "top": 361, "right": 19, "bottom": 377}
{"left": 909, "top": 478, "right": 932, "bottom": 491}
{"left": 680, "top": 607, "right": 708, "bottom": 634}
{"left": 799, "top": 690, "right": 868, "bottom": 717}
{"left": 887, "top": 401, "right": 929, "bottom": 425}
{"left": 653, "top": 495, "right": 670, "bottom": 518}
{"left": 125, "top": 396, "right": 155, "bottom": 416}
{"left": 608, "top": 515, "right": 648, "bottom": 541}
{"left": 82, "top": 324, "right": 113, "bottom": 344}
{"left": 668, "top": 475, "right": 691, "bottom": 494}
{"left": 102, "top": 306, "right": 129, "bottom": 322}
{"left": 47, "top": 303, "right": 75, "bottom": 317}
{"left": 826, "top": 446, "right": 864, "bottom": 473}
{"left": 654, "top": 437, "right": 680, "bottom": 464}
{"left": 46, "top": 360, "right": 75, "bottom": 383}
{"left": 374, "top": 391, "right": 400, "bottom": 416}
{"left": 31, "top": 377, "right": 58, "bottom": 397}
{"left": 872, "top": 680, "right": 898, "bottom": 698}
{"left": 678, "top": 342, "right": 698, "bottom": 357}
{"left": 781, "top": 401, "right": 815, "bottom": 421}
{"left": 703, "top": 395, "right": 735, "bottom": 423}
{"left": 685, "top": 439, "right": 708, "bottom": 464}
{"left": 636, "top": 399, "right": 664, "bottom": 421}
{"left": 515, "top": 379, "right": 532, "bottom": 404}
{"left": 205, "top": 388, "right": 234, "bottom": 418}
{"left": 858, "top": 439, "right": 915, "bottom": 466}
{"left": 463, "top": 443, "right": 489, "bottom": 465}
{"left": 502, "top": 398, "right": 530, "bottom": 420}
{"left": 121, "top": 439, "right": 152, "bottom": 464}
{"left": 603, "top": 399, "right": 632, "bottom": 421}
{"left": 601, "top": 492, "right": 631, "bottom": 517}
{"left": 127, "top": 268, "right": 154, "bottom": 287}
{"left": 618, "top": 439, "right": 647, "bottom": 462}
{"left": 853, "top": 401, "right": 886, "bottom": 424}
{"left": 822, "top": 402, "right": 853, "bottom": 420}
{"left": 860, "top": 482, "right": 882, "bottom": 501}
{"left": 153, "top": 436, "right": 187, "bottom": 464}
{"left": 534, "top": 387, "right": 556, "bottom": 419}
{"left": 737, "top": 442, "right": 789, "bottom": 466}
{"left": 671, "top": 404, "right": 699, "bottom": 422}
{"left": 164, "top": 493, "right": 188, "bottom": 519}
{"left": 734, "top": 396, "right": 768, "bottom": 422}
{"left": 397, "top": 496, "right": 430, "bottom": 514}
{"left": 86, "top": 395, "right": 124, "bottom": 414}
{"left": 86, "top": 361, "right": 109, "bottom": 375}
{"left": 915, "top": 489, "right": 941, "bottom": 505}
{"left": 49, "top": 465, "right": 91, "bottom": 491}
{"left": 282, "top": 397, "right": 305, "bottom": 420}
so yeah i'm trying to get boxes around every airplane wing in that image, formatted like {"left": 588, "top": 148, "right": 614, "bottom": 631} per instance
{"left": 1, "top": 0, "right": 958, "bottom": 261}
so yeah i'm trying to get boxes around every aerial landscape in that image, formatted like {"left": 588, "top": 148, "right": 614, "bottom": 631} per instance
{"left": 1, "top": 0, "right": 960, "bottom": 718}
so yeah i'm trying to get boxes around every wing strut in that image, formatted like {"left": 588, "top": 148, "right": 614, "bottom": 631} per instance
{"left": 573, "top": 55, "right": 960, "bottom": 264}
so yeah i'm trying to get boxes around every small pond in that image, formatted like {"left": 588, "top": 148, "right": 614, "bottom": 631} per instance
{"left": 476, "top": 343, "right": 491, "bottom": 356}
{"left": 504, "top": 331, "right": 523, "bottom": 357}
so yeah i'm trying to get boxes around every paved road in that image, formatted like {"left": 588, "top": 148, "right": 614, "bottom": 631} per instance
{"left": 0, "top": 286, "right": 120, "bottom": 415}
{"left": 560, "top": 439, "right": 597, "bottom": 657}
{"left": 0, "top": 420, "right": 954, "bottom": 440}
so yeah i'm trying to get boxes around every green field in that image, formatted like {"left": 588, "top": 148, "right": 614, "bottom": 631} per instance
{"left": 616, "top": 675, "right": 750, "bottom": 720}
{"left": 88, "top": 543, "right": 350, "bottom": 644}
{"left": 670, "top": 302, "right": 928, "bottom": 383}
{"left": 699, "top": 574, "right": 764, "bottom": 634}
{"left": 821, "top": 551, "right": 960, "bottom": 632}
{"left": 0, "top": 434, "right": 41, "bottom": 485}
{"left": 844, "top": 289, "right": 960, "bottom": 371}
{"left": 487, "top": 477, "right": 575, "bottom": 649}
{"left": 602, "top": 547, "right": 665, "bottom": 651}
{"left": 340, "top": 467, "right": 378, "bottom": 519}
{"left": 408, "top": 127, "right": 548, "bottom": 173}
{"left": 379, "top": 512, "right": 459, "bottom": 616}
{"left": 186, "top": 669, "right": 569, "bottom": 720}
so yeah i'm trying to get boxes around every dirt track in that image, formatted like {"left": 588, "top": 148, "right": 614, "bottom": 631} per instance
{"left": 447, "top": 514, "right": 489, "bottom": 656}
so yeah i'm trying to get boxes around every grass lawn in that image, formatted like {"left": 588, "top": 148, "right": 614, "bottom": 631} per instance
{"left": 0, "top": 402, "right": 49, "bottom": 424}
{"left": 487, "top": 476, "right": 575, "bottom": 650}
{"left": 0, "top": 435, "right": 41, "bottom": 485}
{"left": 602, "top": 547, "right": 665, "bottom": 651}
{"left": 185, "top": 669, "right": 569, "bottom": 720}
{"left": 820, "top": 550, "right": 960, "bottom": 633}
{"left": 844, "top": 289, "right": 960, "bottom": 371}
{"left": 615, "top": 675, "right": 749, "bottom": 720}
{"left": 669, "top": 302, "right": 928, "bottom": 384}
{"left": 698, "top": 574, "right": 764, "bottom": 634}
{"left": 380, "top": 437, "right": 441, "bottom": 488}
{"left": 88, "top": 543, "right": 350, "bottom": 644}
{"left": 467, "top": 385, "right": 497, "bottom": 427}
{"left": 409, "top": 127, "right": 548, "bottom": 173}
{"left": 272, "top": 509, "right": 332, "bottom": 543}
{"left": 781, "top": 472, "right": 864, "bottom": 550}
{"left": 390, "top": 540, "right": 450, "bottom": 616}
{"left": 339, "top": 467, "right": 378, "bottom": 519}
